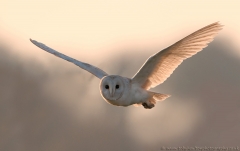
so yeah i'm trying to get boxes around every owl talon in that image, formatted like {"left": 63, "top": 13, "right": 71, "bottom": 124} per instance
{"left": 142, "top": 102, "right": 154, "bottom": 109}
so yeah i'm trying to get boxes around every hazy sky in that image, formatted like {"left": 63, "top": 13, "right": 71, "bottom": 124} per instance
{"left": 1, "top": 0, "right": 240, "bottom": 59}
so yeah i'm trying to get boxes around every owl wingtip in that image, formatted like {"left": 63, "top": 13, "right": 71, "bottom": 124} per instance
{"left": 214, "top": 21, "right": 224, "bottom": 27}
{"left": 29, "top": 38, "right": 34, "bottom": 42}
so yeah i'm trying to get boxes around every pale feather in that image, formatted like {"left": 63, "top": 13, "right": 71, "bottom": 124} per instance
{"left": 132, "top": 22, "right": 223, "bottom": 89}
{"left": 30, "top": 39, "right": 108, "bottom": 79}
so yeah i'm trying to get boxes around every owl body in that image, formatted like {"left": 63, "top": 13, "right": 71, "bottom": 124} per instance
{"left": 30, "top": 22, "right": 223, "bottom": 109}
{"left": 99, "top": 75, "right": 150, "bottom": 107}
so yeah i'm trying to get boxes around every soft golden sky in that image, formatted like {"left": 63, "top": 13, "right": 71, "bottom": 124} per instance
{"left": 1, "top": 0, "right": 240, "bottom": 59}
{"left": 1, "top": 1, "right": 240, "bottom": 148}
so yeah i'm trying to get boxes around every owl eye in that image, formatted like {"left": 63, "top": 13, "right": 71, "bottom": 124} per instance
{"left": 115, "top": 85, "right": 119, "bottom": 89}
{"left": 105, "top": 85, "right": 109, "bottom": 89}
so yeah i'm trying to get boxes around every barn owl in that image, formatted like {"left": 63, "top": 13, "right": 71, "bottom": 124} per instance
{"left": 30, "top": 22, "right": 222, "bottom": 109}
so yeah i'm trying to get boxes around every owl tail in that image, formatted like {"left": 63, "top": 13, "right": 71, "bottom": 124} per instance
{"left": 152, "top": 92, "right": 170, "bottom": 102}
{"left": 141, "top": 92, "right": 170, "bottom": 109}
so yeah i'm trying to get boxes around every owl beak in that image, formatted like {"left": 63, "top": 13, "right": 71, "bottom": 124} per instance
{"left": 109, "top": 89, "right": 113, "bottom": 97}
{"left": 109, "top": 88, "right": 115, "bottom": 97}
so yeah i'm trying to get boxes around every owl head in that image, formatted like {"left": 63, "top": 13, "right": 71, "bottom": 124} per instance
{"left": 99, "top": 75, "right": 126, "bottom": 105}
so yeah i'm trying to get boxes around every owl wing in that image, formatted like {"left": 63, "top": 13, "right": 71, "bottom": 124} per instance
{"left": 30, "top": 39, "right": 108, "bottom": 79}
{"left": 132, "top": 22, "right": 223, "bottom": 90}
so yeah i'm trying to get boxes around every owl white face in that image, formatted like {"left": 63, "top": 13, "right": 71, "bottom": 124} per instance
{"left": 99, "top": 75, "right": 125, "bottom": 105}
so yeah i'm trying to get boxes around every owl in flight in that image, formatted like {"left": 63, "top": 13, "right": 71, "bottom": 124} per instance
{"left": 30, "top": 22, "right": 222, "bottom": 109}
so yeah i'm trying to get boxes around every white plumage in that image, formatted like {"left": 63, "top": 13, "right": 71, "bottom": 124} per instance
{"left": 30, "top": 22, "right": 223, "bottom": 109}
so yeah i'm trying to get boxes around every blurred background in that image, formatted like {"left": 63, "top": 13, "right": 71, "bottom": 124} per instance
{"left": 1, "top": 0, "right": 240, "bottom": 150}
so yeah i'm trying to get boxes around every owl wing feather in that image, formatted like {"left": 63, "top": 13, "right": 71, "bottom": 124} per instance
{"left": 132, "top": 22, "right": 223, "bottom": 90}
{"left": 30, "top": 39, "right": 108, "bottom": 79}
